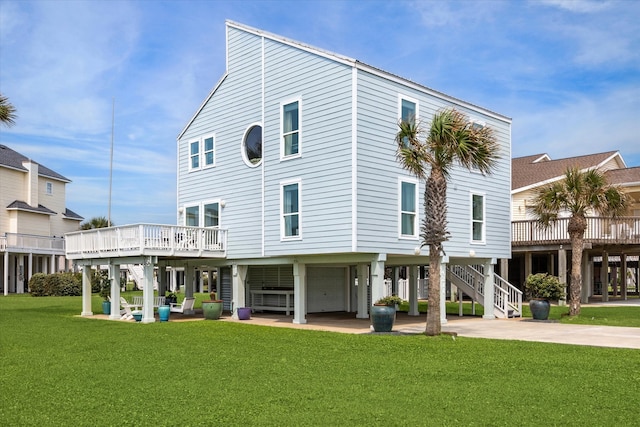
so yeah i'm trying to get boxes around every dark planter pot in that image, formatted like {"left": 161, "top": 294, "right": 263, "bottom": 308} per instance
{"left": 370, "top": 304, "right": 396, "bottom": 332}
{"left": 202, "top": 301, "right": 224, "bottom": 320}
{"left": 237, "top": 307, "right": 251, "bottom": 320}
{"left": 102, "top": 301, "right": 111, "bottom": 315}
{"left": 530, "top": 299, "right": 551, "bottom": 320}
{"left": 165, "top": 296, "right": 177, "bottom": 305}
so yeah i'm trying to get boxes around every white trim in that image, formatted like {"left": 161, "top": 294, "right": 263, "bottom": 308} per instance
{"left": 398, "top": 177, "right": 419, "bottom": 240}
{"left": 280, "top": 96, "right": 302, "bottom": 161}
{"left": 398, "top": 94, "right": 419, "bottom": 123}
{"left": 202, "top": 133, "right": 216, "bottom": 169}
{"left": 261, "top": 36, "right": 266, "bottom": 257}
{"left": 351, "top": 67, "right": 358, "bottom": 251}
{"left": 240, "top": 122, "right": 263, "bottom": 168}
{"left": 202, "top": 199, "right": 222, "bottom": 228}
{"left": 183, "top": 203, "right": 200, "bottom": 227}
{"left": 470, "top": 191, "right": 486, "bottom": 245}
{"left": 188, "top": 139, "right": 201, "bottom": 172}
{"left": 45, "top": 181, "right": 53, "bottom": 195}
{"left": 177, "top": 73, "right": 228, "bottom": 140}
{"left": 280, "top": 178, "right": 302, "bottom": 241}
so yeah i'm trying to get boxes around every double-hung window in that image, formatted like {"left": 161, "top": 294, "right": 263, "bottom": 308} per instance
{"left": 281, "top": 180, "right": 301, "bottom": 239}
{"left": 281, "top": 99, "right": 300, "bottom": 159}
{"left": 399, "top": 95, "right": 418, "bottom": 147}
{"left": 471, "top": 193, "right": 485, "bottom": 243}
{"left": 45, "top": 182, "right": 53, "bottom": 195}
{"left": 189, "top": 140, "right": 200, "bottom": 171}
{"left": 203, "top": 135, "right": 215, "bottom": 167}
{"left": 399, "top": 179, "right": 418, "bottom": 238}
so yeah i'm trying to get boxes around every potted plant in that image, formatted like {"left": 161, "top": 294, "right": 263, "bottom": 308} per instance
{"left": 202, "top": 292, "right": 224, "bottom": 320}
{"left": 96, "top": 271, "right": 111, "bottom": 315}
{"left": 370, "top": 295, "right": 404, "bottom": 332}
{"left": 525, "top": 273, "right": 565, "bottom": 320}
{"left": 165, "top": 291, "right": 178, "bottom": 305}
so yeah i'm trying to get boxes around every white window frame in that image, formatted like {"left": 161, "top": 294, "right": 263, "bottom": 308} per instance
{"left": 470, "top": 192, "right": 486, "bottom": 244}
{"left": 241, "top": 122, "right": 263, "bottom": 168}
{"left": 202, "top": 199, "right": 221, "bottom": 228}
{"left": 398, "top": 94, "right": 419, "bottom": 124}
{"left": 188, "top": 139, "right": 200, "bottom": 172}
{"left": 280, "top": 179, "right": 302, "bottom": 240}
{"left": 398, "top": 177, "right": 419, "bottom": 239}
{"left": 280, "top": 97, "right": 302, "bottom": 160}
{"left": 202, "top": 134, "right": 216, "bottom": 169}
{"left": 184, "top": 204, "right": 200, "bottom": 227}
{"left": 45, "top": 181, "right": 53, "bottom": 195}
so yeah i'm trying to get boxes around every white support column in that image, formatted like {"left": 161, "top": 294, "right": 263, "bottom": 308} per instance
{"left": 3, "top": 251, "right": 8, "bottom": 296}
{"left": 109, "top": 264, "right": 121, "bottom": 320}
{"left": 558, "top": 248, "right": 567, "bottom": 306}
{"left": 28, "top": 253, "right": 33, "bottom": 292}
{"left": 141, "top": 258, "right": 155, "bottom": 323}
{"left": 81, "top": 265, "right": 93, "bottom": 316}
{"left": 499, "top": 258, "right": 509, "bottom": 282}
{"left": 482, "top": 259, "right": 495, "bottom": 320}
{"left": 170, "top": 268, "right": 177, "bottom": 292}
{"left": 50, "top": 254, "right": 55, "bottom": 274}
{"left": 370, "top": 254, "right": 386, "bottom": 304}
{"left": 356, "top": 263, "right": 368, "bottom": 319}
{"left": 439, "top": 259, "right": 447, "bottom": 325}
{"left": 293, "top": 262, "right": 306, "bottom": 324}
{"left": 232, "top": 264, "right": 248, "bottom": 319}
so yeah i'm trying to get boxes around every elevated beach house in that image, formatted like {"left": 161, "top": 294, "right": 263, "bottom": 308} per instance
{"left": 1, "top": 144, "right": 83, "bottom": 294}
{"left": 66, "top": 21, "right": 517, "bottom": 323}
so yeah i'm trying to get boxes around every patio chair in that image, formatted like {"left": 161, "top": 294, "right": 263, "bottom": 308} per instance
{"left": 119, "top": 297, "right": 138, "bottom": 320}
{"left": 170, "top": 297, "right": 195, "bottom": 314}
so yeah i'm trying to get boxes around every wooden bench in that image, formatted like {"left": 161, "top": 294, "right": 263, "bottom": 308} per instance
{"left": 132, "top": 296, "right": 166, "bottom": 309}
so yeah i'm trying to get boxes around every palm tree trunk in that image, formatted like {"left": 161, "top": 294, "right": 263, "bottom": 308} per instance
{"left": 426, "top": 246, "right": 442, "bottom": 336}
{"left": 568, "top": 217, "right": 587, "bottom": 316}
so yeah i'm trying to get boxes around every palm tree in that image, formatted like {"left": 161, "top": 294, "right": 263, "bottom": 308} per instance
{"left": 396, "top": 108, "right": 500, "bottom": 335}
{"left": 0, "top": 93, "right": 17, "bottom": 127}
{"left": 80, "top": 216, "right": 112, "bottom": 230}
{"left": 528, "top": 167, "right": 627, "bottom": 316}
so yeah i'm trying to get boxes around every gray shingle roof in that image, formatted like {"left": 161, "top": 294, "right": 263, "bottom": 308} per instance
{"left": 0, "top": 144, "right": 70, "bottom": 182}
{"left": 63, "top": 208, "right": 84, "bottom": 221}
{"left": 6, "top": 201, "right": 57, "bottom": 215}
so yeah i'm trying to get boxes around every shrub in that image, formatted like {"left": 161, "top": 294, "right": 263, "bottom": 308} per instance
{"left": 525, "top": 273, "right": 565, "bottom": 301}
{"left": 29, "top": 273, "right": 48, "bottom": 296}
{"left": 29, "top": 272, "right": 81, "bottom": 297}
{"left": 375, "top": 295, "right": 405, "bottom": 306}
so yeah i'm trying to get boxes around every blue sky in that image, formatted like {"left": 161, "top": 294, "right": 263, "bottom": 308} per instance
{"left": 1, "top": 0, "right": 639, "bottom": 226}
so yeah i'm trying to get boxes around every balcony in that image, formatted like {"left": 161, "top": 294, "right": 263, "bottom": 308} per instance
{"left": 65, "top": 224, "right": 227, "bottom": 260}
{"left": 512, "top": 216, "right": 640, "bottom": 247}
{"left": 1, "top": 233, "right": 66, "bottom": 255}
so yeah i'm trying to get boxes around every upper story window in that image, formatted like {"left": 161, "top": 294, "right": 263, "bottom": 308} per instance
{"left": 242, "top": 124, "right": 263, "bottom": 167}
{"left": 203, "top": 135, "right": 215, "bottom": 167}
{"left": 398, "top": 95, "right": 418, "bottom": 147}
{"left": 189, "top": 140, "right": 200, "bottom": 171}
{"left": 281, "top": 180, "right": 301, "bottom": 239}
{"left": 281, "top": 99, "right": 301, "bottom": 159}
{"left": 471, "top": 193, "right": 485, "bottom": 243}
{"left": 185, "top": 205, "right": 199, "bottom": 226}
{"left": 45, "top": 182, "right": 53, "bottom": 195}
{"left": 399, "top": 178, "right": 418, "bottom": 238}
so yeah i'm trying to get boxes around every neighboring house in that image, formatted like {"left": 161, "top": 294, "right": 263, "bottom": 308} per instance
{"left": 1, "top": 144, "right": 83, "bottom": 294}
{"left": 66, "top": 21, "right": 516, "bottom": 323}
{"left": 508, "top": 151, "right": 640, "bottom": 301}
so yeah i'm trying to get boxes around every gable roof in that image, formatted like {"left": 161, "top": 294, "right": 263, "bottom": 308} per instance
{"left": 0, "top": 144, "right": 70, "bottom": 182}
{"left": 604, "top": 166, "right": 640, "bottom": 186}
{"left": 512, "top": 151, "right": 622, "bottom": 192}
{"left": 6, "top": 201, "right": 57, "bottom": 215}
{"left": 178, "top": 20, "right": 511, "bottom": 140}
{"left": 63, "top": 208, "right": 84, "bottom": 221}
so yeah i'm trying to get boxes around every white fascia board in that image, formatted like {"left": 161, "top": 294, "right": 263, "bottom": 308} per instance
{"left": 177, "top": 73, "right": 228, "bottom": 140}
{"left": 598, "top": 151, "right": 626, "bottom": 169}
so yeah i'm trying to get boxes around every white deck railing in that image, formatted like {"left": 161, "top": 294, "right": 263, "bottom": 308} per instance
{"left": 65, "top": 224, "right": 227, "bottom": 260}
{"left": 1, "top": 233, "right": 65, "bottom": 254}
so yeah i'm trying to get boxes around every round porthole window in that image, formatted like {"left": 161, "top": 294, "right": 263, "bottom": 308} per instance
{"left": 242, "top": 124, "right": 262, "bottom": 167}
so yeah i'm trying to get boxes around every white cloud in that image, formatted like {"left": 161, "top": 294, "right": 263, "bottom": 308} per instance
{"left": 539, "top": 0, "right": 611, "bottom": 13}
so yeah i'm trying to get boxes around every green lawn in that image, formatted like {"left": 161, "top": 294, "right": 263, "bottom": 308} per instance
{"left": 1, "top": 295, "right": 639, "bottom": 426}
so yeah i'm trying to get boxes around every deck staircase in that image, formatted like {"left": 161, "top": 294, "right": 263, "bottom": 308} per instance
{"left": 125, "top": 264, "right": 158, "bottom": 290}
{"left": 446, "top": 264, "right": 522, "bottom": 318}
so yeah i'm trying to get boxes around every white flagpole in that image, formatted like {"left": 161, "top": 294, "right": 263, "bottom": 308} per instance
{"left": 108, "top": 98, "right": 114, "bottom": 227}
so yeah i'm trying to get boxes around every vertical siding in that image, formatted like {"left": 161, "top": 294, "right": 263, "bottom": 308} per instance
{"left": 262, "top": 39, "right": 354, "bottom": 256}
{"left": 356, "top": 69, "right": 512, "bottom": 259}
